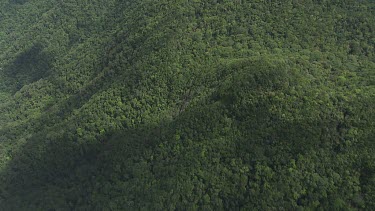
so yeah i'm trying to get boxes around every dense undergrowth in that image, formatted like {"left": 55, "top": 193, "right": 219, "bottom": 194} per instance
{"left": 0, "top": 0, "right": 374, "bottom": 209}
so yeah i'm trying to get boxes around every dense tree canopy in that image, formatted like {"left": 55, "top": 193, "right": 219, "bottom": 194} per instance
{"left": 0, "top": 0, "right": 374, "bottom": 210}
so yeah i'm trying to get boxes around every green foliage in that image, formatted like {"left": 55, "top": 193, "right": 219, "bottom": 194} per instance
{"left": 0, "top": 0, "right": 374, "bottom": 210}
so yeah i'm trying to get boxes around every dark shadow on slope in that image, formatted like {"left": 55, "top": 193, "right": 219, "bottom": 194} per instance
{"left": 0, "top": 57, "right": 349, "bottom": 210}
{"left": 3, "top": 43, "right": 54, "bottom": 92}
{"left": 0, "top": 79, "right": 346, "bottom": 210}
{"left": 0, "top": 92, "right": 232, "bottom": 209}
{"left": 0, "top": 116, "right": 169, "bottom": 210}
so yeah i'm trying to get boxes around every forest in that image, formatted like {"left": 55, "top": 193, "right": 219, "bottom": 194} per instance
{"left": 0, "top": 0, "right": 374, "bottom": 210}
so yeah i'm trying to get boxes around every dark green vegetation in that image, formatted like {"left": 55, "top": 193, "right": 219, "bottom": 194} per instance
{"left": 0, "top": 0, "right": 374, "bottom": 209}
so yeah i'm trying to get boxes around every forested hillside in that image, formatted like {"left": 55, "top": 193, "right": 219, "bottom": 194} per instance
{"left": 0, "top": 0, "right": 374, "bottom": 209}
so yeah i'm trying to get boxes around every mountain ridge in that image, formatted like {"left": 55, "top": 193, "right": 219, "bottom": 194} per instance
{"left": 0, "top": 0, "right": 374, "bottom": 209}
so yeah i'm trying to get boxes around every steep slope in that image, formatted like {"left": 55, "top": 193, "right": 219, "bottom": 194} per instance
{"left": 0, "top": 0, "right": 374, "bottom": 209}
